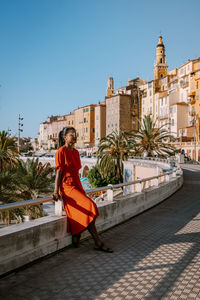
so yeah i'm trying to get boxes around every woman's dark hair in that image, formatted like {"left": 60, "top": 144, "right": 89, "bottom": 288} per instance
{"left": 58, "top": 127, "right": 76, "bottom": 148}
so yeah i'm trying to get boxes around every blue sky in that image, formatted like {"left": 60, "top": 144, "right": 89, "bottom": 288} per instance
{"left": 0, "top": 0, "right": 200, "bottom": 137}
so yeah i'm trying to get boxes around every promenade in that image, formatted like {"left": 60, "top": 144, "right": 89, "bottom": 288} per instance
{"left": 0, "top": 165, "right": 200, "bottom": 300}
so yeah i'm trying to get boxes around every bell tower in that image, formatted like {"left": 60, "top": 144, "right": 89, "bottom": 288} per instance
{"left": 154, "top": 36, "right": 168, "bottom": 80}
{"left": 107, "top": 77, "right": 114, "bottom": 96}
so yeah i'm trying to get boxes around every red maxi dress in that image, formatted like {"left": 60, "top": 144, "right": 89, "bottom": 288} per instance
{"left": 55, "top": 146, "right": 99, "bottom": 235}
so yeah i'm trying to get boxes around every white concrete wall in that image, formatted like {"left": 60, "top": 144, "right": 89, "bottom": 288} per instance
{"left": 0, "top": 174, "right": 183, "bottom": 276}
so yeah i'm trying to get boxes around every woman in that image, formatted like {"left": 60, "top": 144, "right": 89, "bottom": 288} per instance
{"left": 53, "top": 127, "right": 113, "bottom": 253}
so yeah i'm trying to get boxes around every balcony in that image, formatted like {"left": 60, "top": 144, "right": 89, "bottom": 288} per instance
{"left": 180, "top": 81, "right": 189, "bottom": 88}
{"left": 187, "top": 93, "right": 196, "bottom": 104}
{"left": 188, "top": 90, "right": 196, "bottom": 97}
{"left": 160, "top": 115, "right": 168, "bottom": 120}
{"left": 189, "top": 110, "right": 195, "bottom": 116}
{"left": 159, "top": 90, "right": 168, "bottom": 98}
{"left": 187, "top": 98, "right": 195, "bottom": 104}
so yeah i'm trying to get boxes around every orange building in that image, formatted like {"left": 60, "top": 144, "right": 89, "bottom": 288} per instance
{"left": 74, "top": 104, "right": 96, "bottom": 148}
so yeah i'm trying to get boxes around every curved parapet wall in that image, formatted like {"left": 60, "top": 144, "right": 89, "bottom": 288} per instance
{"left": 0, "top": 160, "right": 183, "bottom": 276}
{"left": 19, "top": 156, "right": 97, "bottom": 177}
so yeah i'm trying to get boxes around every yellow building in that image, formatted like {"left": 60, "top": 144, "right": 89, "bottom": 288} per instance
{"left": 189, "top": 59, "right": 200, "bottom": 142}
{"left": 74, "top": 104, "right": 96, "bottom": 148}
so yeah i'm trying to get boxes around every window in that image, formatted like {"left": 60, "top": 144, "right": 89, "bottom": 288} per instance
{"left": 192, "top": 82, "right": 194, "bottom": 89}
{"left": 149, "top": 90, "right": 152, "bottom": 96}
{"left": 150, "top": 98, "right": 152, "bottom": 104}
{"left": 192, "top": 107, "right": 195, "bottom": 115}
{"left": 171, "top": 119, "right": 174, "bottom": 126}
{"left": 96, "top": 115, "right": 99, "bottom": 120}
{"left": 160, "top": 58, "right": 162, "bottom": 63}
{"left": 197, "top": 91, "right": 199, "bottom": 100}
{"left": 143, "top": 91, "right": 147, "bottom": 97}
{"left": 85, "top": 128, "right": 88, "bottom": 133}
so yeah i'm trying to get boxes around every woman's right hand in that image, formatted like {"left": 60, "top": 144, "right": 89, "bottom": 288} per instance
{"left": 53, "top": 192, "right": 61, "bottom": 201}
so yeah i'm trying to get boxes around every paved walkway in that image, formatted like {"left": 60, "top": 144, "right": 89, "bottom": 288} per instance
{"left": 1, "top": 165, "right": 200, "bottom": 300}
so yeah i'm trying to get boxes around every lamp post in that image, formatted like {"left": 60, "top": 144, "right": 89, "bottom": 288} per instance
{"left": 193, "top": 112, "right": 198, "bottom": 161}
{"left": 18, "top": 114, "right": 23, "bottom": 152}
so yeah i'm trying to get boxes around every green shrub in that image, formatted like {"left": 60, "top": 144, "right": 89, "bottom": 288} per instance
{"left": 88, "top": 165, "right": 118, "bottom": 188}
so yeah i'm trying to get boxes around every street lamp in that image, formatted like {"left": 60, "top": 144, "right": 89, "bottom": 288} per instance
{"left": 18, "top": 114, "right": 23, "bottom": 152}
{"left": 192, "top": 112, "right": 198, "bottom": 161}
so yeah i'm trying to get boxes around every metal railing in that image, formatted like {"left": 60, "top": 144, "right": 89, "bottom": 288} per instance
{"left": 0, "top": 166, "right": 182, "bottom": 218}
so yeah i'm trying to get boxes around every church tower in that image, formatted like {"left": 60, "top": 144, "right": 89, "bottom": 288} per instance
{"left": 154, "top": 36, "right": 168, "bottom": 80}
{"left": 107, "top": 77, "right": 114, "bottom": 96}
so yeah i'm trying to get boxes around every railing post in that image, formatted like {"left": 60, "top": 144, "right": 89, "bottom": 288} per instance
{"left": 55, "top": 199, "right": 63, "bottom": 216}
{"left": 165, "top": 174, "right": 170, "bottom": 182}
{"left": 135, "top": 181, "right": 142, "bottom": 192}
{"left": 154, "top": 177, "right": 159, "bottom": 186}
{"left": 172, "top": 171, "right": 176, "bottom": 178}
{"left": 107, "top": 184, "right": 114, "bottom": 201}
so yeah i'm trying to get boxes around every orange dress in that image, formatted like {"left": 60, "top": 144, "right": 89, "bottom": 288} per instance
{"left": 55, "top": 146, "right": 99, "bottom": 235}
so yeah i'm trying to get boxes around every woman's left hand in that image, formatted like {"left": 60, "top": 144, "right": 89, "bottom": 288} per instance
{"left": 53, "top": 192, "right": 61, "bottom": 201}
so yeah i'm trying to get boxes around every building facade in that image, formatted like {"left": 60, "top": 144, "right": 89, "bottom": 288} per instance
{"left": 38, "top": 113, "right": 74, "bottom": 151}
{"left": 94, "top": 103, "right": 106, "bottom": 146}
{"left": 74, "top": 104, "right": 96, "bottom": 148}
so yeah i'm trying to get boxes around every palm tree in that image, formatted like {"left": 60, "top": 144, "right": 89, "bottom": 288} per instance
{"left": 0, "top": 158, "right": 55, "bottom": 224}
{"left": 0, "top": 130, "right": 19, "bottom": 172}
{"left": 15, "top": 158, "right": 54, "bottom": 199}
{"left": 134, "top": 115, "right": 177, "bottom": 157}
{"left": 0, "top": 169, "right": 24, "bottom": 225}
{"left": 15, "top": 158, "right": 55, "bottom": 220}
{"left": 97, "top": 131, "right": 136, "bottom": 183}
